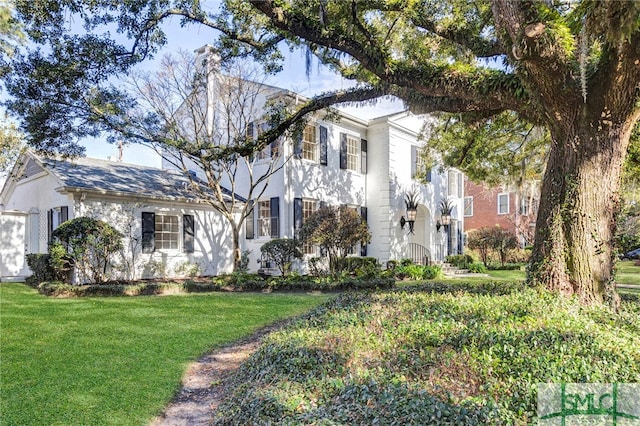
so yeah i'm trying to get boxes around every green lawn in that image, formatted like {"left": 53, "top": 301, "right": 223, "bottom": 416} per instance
{"left": 617, "top": 260, "right": 640, "bottom": 286}
{"left": 0, "top": 283, "right": 330, "bottom": 426}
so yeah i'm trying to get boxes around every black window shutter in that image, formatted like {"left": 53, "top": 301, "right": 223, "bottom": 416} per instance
{"left": 360, "top": 206, "right": 368, "bottom": 256}
{"left": 47, "top": 209, "right": 53, "bottom": 243}
{"left": 60, "top": 206, "right": 68, "bottom": 223}
{"left": 294, "top": 197, "right": 303, "bottom": 235}
{"left": 270, "top": 140, "right": 279, "bottom": 157}
{"left": 360, "top": 139, "right": 367, "bottom": 174}
{"left": 426, "top": 168, "right": 432, "bottom": 182}
{"left": 270, "top": 197, "right": 280, "bottom": 238}
{"left": 294, "top": 132, "right": 302, "bottom": 159}
{"left": 339, "top": 133, "right": 347, "bottom": 169}
{"left": 183, "top": 215, "right": 195, "bottom": 253}
{"left": 245, "top": 200, "right": 255, "bottom": 240}
{"left": 141, "top": 212, "right": 155, "bottom": 253}
{"left": 411, "top": 145, "right": 417, "bottom": 178}
{"left": 319, "top": 126, "right": 328, "bottom": 166}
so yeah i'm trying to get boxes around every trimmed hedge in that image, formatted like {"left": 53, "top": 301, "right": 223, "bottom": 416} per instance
{"left": 33, "top": 275, "right": 395, "bottom": 297}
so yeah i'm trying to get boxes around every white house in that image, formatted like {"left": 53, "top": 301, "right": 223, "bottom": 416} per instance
{"left": 0, "top": 153, "right": 237, "bottom": 282}
{"left": 161, "top": 47, "right": 465, "bottom": 272}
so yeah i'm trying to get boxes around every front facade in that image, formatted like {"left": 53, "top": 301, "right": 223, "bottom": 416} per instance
{"left": 0, "top": 153, "right": 235, "bottom": 282}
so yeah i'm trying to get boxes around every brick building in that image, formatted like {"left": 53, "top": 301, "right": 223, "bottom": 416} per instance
{"left": 463, "top": 180, "right": 539, "bottom": 247}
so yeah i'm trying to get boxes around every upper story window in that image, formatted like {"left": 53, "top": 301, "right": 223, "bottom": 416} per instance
{"left": 257, "top": 200, "right": 272, "bottom": 237}
{"left": 498, "top": 193, "right": 510, "bottom": 215}
{"left": 246, "top": 121, "right": 271, "bottom": 160}
{"left": 345, "top": 134, "right": 359, "bottom": 171}
{"left": 447, "top": 170, "right": 463, "bottom": 198}
{"left": 302, "top": 124, "right": 318, "bottom": 162}
{"left": 464, "top": 196, "right": 474, "bottom": 217}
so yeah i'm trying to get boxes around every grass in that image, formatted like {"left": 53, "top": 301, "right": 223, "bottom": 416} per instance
{"left": 212, "top": 284, "right": 640, "bottom": 425}
{"left": 616, "top": 260, "right": 640, "bottom": 286}
{"left": 0, "top": 283, "right": 330, "bottom": 426}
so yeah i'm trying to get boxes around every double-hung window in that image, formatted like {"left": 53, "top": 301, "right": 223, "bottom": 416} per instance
{"left": 155, "top": 214, "right": 179, "bottom": 250}
{"left": 302, "top": 124, "right": 318, "bottom": 162}
{"left": 302, "top": 199, "right": 318, "bottom": 255}
{"left": 345, "top": 135, "right": 359, "bottom": 171}
{"left": 497, "top": 193, "right": 510, "bottom": 215}
{"left": 257, "top": 200, "right": 272, "bottom": 238}
{"left": 464, "top": 196, "right": 474, "bottom": 217}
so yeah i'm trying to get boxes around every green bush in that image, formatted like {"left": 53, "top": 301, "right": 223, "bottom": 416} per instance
{"left": 467, "top": 262, "right": 488, "bottom": 273}
{"left": 446, "top": 254, "right": 474, "bottom": 268}
{"left": 421, "top": 264, "right": 442, "bottom": 279}
{"left": 51, "top": 217, "right": 124, "bottom": 283}
{"left": 260, "top": 238, "right": 302, "bottom": 276}
{"left": 25, "top": 253, "right": 63, "bottom": 285}
{"left": 487, "top": 263, "right": 524, "bottom": 271}
{"left": 334, "top": 257, "right": 380, "bottom": 278}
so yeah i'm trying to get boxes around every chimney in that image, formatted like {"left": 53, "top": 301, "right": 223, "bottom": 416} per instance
{"left": 194, "top": 45, "right": 221, "bottom": 74}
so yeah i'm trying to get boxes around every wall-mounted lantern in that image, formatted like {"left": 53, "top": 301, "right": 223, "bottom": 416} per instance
{"left": 436, "top": 198, "right": 453, "bottom": 232}
{"left": 400, "top": 191, "right": 419, "bottom": 234}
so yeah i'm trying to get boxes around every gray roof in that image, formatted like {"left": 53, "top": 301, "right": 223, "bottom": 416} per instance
{"left": 41, "top": 155, "right": 243, "bottom": 203}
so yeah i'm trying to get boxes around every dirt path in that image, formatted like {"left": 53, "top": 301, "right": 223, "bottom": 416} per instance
{"left": 149, "top": 322, "right": 283, "bottom": 426}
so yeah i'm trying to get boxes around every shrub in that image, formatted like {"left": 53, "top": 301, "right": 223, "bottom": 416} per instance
{"left": 446, "top": 254, "right": 474, "bottom": 268}
{"left": 467, "top": 262, "right": 488, "bottom": 273}
{"left": 260, "top": 238, "right": 302, "bottom": 276}
{"left": 25, "top": 253, "right": 62, "bottom": 285}
{"left": 421, "top": 265, "right": 442, "bottom": 279}
{"left": 51, "top": 217, "right": 124, "bottom": 283}
{"left": 334, "top": 257, "right": 380, "bottom": 278}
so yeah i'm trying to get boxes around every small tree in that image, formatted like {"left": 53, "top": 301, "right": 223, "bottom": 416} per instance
{"left": 260, "top": 238, "right": 302, "bottom": 276}
{"left": 492, "top": 227, "right": 518, "bottom": 267}
{"left": 467, "top": 227, "right": 494, "bottom": 267}
{"left": 51, "top": 217, "right": 123, "bottom": 284}
{"left": 300, "top": 205, "right": 371, "bottom": 275}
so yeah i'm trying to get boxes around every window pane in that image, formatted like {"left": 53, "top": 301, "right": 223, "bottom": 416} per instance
{"left": 154, "top": 214, "right": 180, "bottom": 250}
{"left": 346, "top": 135, "right": 358, "bottom": 171}
{"left": 258, "top": 200, "right": 271, "bottom": 237}
{"left": 302, "top": 125, "right": 317, "bottom": 162}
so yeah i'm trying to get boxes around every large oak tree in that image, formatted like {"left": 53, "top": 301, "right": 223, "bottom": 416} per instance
{"left": 5, "top": 0, "right": 640, "bottom": 305}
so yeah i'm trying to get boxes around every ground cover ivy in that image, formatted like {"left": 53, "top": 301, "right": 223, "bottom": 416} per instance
{"left": 212, "top": 284, "right": 640, "bottom": 425}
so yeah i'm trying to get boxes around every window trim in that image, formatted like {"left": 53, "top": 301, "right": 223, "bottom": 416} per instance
{"left": 257, "top": 200, "right": 272, "bottom": 238}
{"left": 154, "top": 213, "right": 180, "bottom": 251}
{"left": 497, "top": 193, "right": 510, "bottom": 215}
{"left": 301, "top": 123, "right": 318, "bottom": 163}
{"left": 463, "top": 196, "right": 474, "bottom": 217}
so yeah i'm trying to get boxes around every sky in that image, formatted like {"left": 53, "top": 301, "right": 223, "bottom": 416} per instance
{"left": 80, "top": 10, "right": 404, "bottom": 168}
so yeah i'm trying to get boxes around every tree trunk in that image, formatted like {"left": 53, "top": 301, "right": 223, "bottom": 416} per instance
{"left": 231, "top": 224, "right": 242, "bottom": 272}
{"left": 529, "top": 115, "right": 632, "bottom": 306}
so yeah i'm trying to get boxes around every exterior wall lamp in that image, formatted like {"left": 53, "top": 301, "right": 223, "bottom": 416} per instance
{"left": 401, "top": 191, "right": 419, "bottom": 234}
{"left": 436, "top": 198, "right": 453, "bottom": 233}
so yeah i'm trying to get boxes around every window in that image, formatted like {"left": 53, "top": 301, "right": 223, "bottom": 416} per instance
{"left": 47, "top": 206, "right": 68, "bottom": 242}
{"left": 247, "top": 121, "right": 270, "bottom": 160}
{"left": 464, "top": 196, "right": 474, "bottom": 217}
{"left": 498, "top": 193, "right": 510, "bottom": 215}
{"left": 257, "top": 200, "right": 272, "bottom": 237}
{"left": 141, "top": 212, "right": 194, "bottom": 253}
{"left": 302, "top": 199, "right": 318, "bottom": 255}
{"left": 346, "top": 135, "right": 359, "bottom": 171}
{"left": 302, "top": 124, "right": 317, "bottom": 162}
{"left": 155, "top": 214, "right": 179, "bottom": 250}
{"left": 519, "top": 197, "right": 529, "bottom": 215}
{"left": 448, "top": 170, "right": 459, "bottom": 197}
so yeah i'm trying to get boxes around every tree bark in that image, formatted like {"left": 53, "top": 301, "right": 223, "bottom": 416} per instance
{"left": 231, "top": 224, "right": 242, "bottom": 272}
{"left": 529, "top": 112, "right": 633, "bottom": 306}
